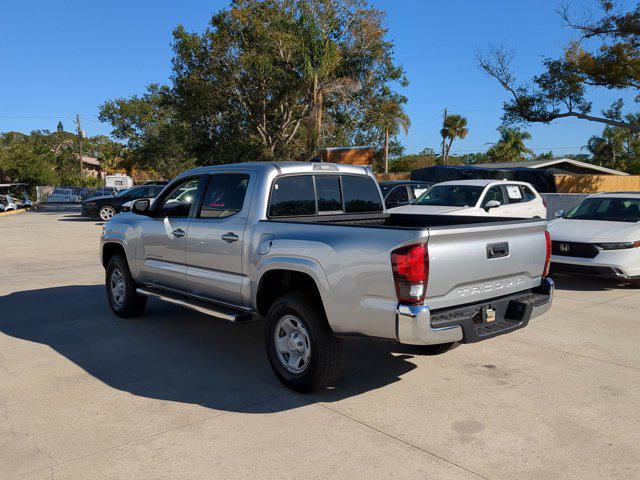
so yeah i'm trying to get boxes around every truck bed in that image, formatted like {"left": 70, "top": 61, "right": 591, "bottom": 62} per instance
{"left": 260, "top": 211, "right": 547, "bottom": 317}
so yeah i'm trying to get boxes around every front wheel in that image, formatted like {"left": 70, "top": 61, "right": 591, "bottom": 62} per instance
{"left": 99, "top": 205, "right": 116, "bottom": 221}
{"left": 265, "top": 293, "right": 343, "bottom": 393}
{"left": 106, "top": 254, "right": 147, "bottom": 318}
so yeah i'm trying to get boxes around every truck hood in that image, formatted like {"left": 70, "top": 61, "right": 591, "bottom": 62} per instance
{"left": 387, "top": 204, "right": 468, "bottom": 215}
{"left": 548, "top": 218, "right": 640, "bottom": 242}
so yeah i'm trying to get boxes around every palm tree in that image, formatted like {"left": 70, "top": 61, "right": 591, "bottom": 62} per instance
{"left": 584, "top": 126, "right": 625, "bottom": 170}
{"left": 440, "top": 114, "right": 468, "bottom": 165}
{"left": 374, "top": 99, "right": 410, "bottom": 173}
{"left": 297, "top": 12, "right": 360, "bottom": 156}
{"left": 486, "top": 126, "right": 532, "bottom": 162}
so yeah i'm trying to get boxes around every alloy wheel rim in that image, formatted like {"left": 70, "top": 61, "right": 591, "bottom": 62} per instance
{"left": 274, "top": 314, "right": 311, "bottom": 374}
{"left": 100, "top": 207, "right": 115, "bottom": 221}
{"left": 110, "top": 268, "right": 126, "bottom": 307}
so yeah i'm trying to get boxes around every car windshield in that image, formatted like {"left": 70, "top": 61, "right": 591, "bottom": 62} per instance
{"left": 379, "top": 184, "right": 394, "bottom": 194}
{"left": 565, "top": 197, "right": 640, "bottom": 222}
{"left": 116, "top": 188, "right": 132, "bottom": 197}
{"left": 414, "top": 185, "right": 484, "bottom": 207}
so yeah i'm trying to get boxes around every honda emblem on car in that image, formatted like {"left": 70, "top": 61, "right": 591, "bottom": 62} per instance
{"left": 559, "top": 243, "right": 570, "bottom": 253}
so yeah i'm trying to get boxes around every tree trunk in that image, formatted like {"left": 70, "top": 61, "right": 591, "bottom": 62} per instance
{"left": 384, "top": 129, "right": 390, "bottom": 173}
{"left": 306, "top": 75, "right": 322, "bottom": 158}
{"left": 446, "top": 138, "right": 454, "bottom": 165}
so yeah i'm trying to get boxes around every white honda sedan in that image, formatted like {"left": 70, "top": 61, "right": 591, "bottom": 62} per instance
{"left": 548, "top": 193, "right": 640, "bottom": 285}
{"left": 388, "top": 179, "right": 547, "bottom": 219}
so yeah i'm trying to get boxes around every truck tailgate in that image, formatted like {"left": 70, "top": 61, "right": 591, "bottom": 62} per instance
{"left": 425, "top": 219, "right": 547, "bottom": 310}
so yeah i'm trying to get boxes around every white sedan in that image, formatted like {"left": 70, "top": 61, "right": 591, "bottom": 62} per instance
{"left": 548, "top": 193, "right": 640, "bottom": 285}
{"left": 388, "top": 179, "right": 546, "bottom": 218}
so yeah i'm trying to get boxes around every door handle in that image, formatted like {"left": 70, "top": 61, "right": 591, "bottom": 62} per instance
{"left": 171, "top": 228, "right": 186, "bottom": 238}
{"left": 221, "top": 232, "right": 239, "bottom": 243}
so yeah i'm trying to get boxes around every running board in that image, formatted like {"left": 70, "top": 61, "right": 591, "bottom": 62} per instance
{"left": 136, "top": 287, "right": 256, "bottom": 323}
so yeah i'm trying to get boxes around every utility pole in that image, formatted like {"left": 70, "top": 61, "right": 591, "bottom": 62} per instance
{"left": 440, "top": 108, "right": 447, "bottom": 165}
{"left": 75, "top": 114, "right": 84, "bottom": 174}
{"left": 383, "top": 128, "right": 390, "bottom": 174}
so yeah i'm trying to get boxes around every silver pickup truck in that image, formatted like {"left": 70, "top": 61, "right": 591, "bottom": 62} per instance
{"left": 100, "top": 162, "right": 554, "bottom": 392}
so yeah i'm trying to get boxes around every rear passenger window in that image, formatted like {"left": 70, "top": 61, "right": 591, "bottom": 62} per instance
{"left": 269, "top": 175, "right": 316, "bottom": 217}
{"left": 315, "top": 176, "right": 342, "bottom": 213}
{"left": 342, "top": 176, "right": 384, "bottom": 213}
{"left": 522, "top": 186, "right": 537, "bottom": 202}
{"left": 505, "top": 185, "right": 524, "bottom": 203}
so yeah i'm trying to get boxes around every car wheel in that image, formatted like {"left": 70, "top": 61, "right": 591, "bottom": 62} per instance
{"left": 99, "top": 205, "right": 116, "bottom": 221}
{"left": 265, "top": 292, "right": 343, "bottom": 393}
{"left": 106, "top": 254, "right": 147, "bottom": 318}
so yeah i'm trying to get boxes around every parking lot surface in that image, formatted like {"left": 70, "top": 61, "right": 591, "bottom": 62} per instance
{"left": 2, "top": 211, "right": 640, "bottom": 479}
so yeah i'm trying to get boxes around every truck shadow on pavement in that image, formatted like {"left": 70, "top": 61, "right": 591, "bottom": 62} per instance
{"left": 0, "top": 285, "right": 418, "bottom": 412}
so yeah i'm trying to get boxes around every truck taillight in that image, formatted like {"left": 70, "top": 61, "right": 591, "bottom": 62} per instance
{"left": 391, "top": 243, "right": 428, "bottom": 304}
{"left": 543, "top": 230, "right": 551, "bottom": 277}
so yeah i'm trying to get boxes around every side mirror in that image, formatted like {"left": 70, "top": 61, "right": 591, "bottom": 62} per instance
{"left": 132, "top": 199, "right": 151, "bottom": 216}
{"left": 554, "top": 209, "right": 565, "bottom": 218}
{"left": 484, "top": 200, "right": 501, "bottom": 210}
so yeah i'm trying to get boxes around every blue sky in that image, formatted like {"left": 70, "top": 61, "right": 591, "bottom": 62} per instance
{"left": 0, "top": 0, "right": 635, "bottom": 156}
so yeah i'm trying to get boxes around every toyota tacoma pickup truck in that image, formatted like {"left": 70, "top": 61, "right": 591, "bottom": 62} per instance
{"left": 100, "top": 162, "right": 554, "bottom": 392}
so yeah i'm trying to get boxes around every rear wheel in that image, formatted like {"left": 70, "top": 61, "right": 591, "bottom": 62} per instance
{"left": 106, "top": 254, "right": 147, "bottom": 318}
{"left": 265, "top": 293, "right": 343, "bottom": 392}
{"left": 99, "top": 205, "right": 116, "bottom": 221}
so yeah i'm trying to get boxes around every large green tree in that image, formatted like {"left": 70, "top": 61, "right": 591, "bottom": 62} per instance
{"left": 99, "top": 0, "right": 408, "bottom": 175}
{"left": 479, "top": 1, "right": 640, "bottom": 133}
{"left": 0, "top": 130, "right": 124, "bottom": 186}
{"left": 584, "top": 119, "right": 640, "bottom": 173}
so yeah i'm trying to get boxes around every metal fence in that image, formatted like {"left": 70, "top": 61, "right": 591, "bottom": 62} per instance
{"left": 36, "top": 186, "right": 119, "bottom": 203}
{"left": 540, "top": 193, "right": 589, "bottom": 220}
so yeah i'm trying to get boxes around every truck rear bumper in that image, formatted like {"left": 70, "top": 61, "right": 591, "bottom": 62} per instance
{"left": 397, "top": 278, "right": 554, "bottom": 346}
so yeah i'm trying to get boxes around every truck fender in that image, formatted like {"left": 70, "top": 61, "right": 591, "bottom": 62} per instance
{"left": 253, "top": 256, "right": 331, "bottom": 319}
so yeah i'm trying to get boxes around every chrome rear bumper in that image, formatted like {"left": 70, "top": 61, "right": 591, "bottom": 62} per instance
{"left": 397, "top": 278, "right": 554, "bottom": 346}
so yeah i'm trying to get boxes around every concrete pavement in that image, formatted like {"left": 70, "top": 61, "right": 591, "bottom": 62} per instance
{"left": 1, "top": 211, "right": 639, "bottom": 479}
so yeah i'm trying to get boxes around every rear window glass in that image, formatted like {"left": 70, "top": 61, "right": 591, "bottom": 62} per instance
{"left": 316, "top": 176, "right": 342, "bottom": 212}
{"left": 522, "top": 186, "right": 537, "bottom": 201}
{"left": 269, "top": 175, "right": 316, "bottom": 217}
{"left": 342, "top": 176, "right": 384, "bottom": 213}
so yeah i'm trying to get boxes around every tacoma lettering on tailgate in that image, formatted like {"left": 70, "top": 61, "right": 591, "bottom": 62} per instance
{"left": 457, "top": 278, "right": 525, "bottom": 298}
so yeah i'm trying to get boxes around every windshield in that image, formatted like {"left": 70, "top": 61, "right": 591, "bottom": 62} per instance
{"left": 116, "top": 188, "right": 133, "bottom": 197}
{"left": 414, "top": 185, "right": 484, "bottom": 207}
{"left": 379, "top": 184, "right": 394, "bottom": 194}
{"left": 565, "top": 197, "right": 640, "bottom": 222}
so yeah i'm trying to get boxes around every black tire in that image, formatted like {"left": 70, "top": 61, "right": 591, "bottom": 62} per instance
{"left": 411, "top": 342, "right": 456, "bottom": 355}
{"left": 106, "top": 254, "right": 147, "bottom": 318}
{"left": 265, "top": 292, "right": 343, "bottom": 393}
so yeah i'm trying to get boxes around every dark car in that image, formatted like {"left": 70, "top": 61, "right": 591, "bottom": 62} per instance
{"left": 379, "top": 181, "right": 433, "bottom": 209}
{"left": 82, "top": 184, "right": 166, "bottom": 221}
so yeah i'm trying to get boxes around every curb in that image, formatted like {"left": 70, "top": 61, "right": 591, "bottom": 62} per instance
{"left": 0, "top": 208, "right": 32, "bottom": 217}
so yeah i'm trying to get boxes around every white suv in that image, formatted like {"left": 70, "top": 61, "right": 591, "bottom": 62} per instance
{"left": 389, "top": 180, "right": 546, "bottom": 219}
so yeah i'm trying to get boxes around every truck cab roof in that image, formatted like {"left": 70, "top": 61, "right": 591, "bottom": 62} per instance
{"left": 182, "top": 162, "right": 372, "bottom": 177}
